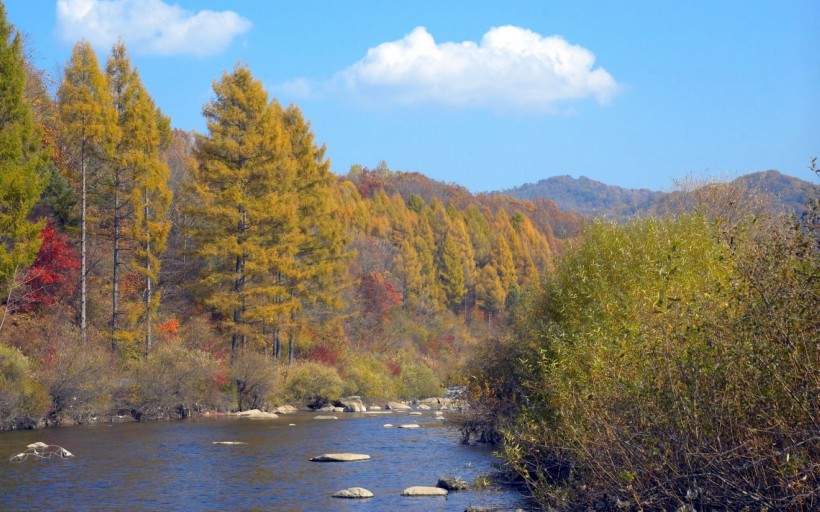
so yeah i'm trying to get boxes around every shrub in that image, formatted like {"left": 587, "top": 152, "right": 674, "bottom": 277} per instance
{"left": 341, "top": 354, "right": 396, "bottom": 400}
{"left": 397, "top": 361, "right": 442, "bottom": 399}
{"left": 123, "top": 344, "right": 221, "bottom": 420}
{"left": 42, "top": 337, "right": 113, "bottom": 425}
{"left": 0, "top": 344, "right": 49, "bottom": 429}
{"left": 473, "top": 213, "right": 819, "bottom": 510}
{"left": 283, "top": 361, "right": 343, "bottom": 408}
{"left": 232, "top": 350, "right": 279, "bottom": 411}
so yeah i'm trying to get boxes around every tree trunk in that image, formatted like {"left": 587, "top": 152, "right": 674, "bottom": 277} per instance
{"left": 288, "top": 332, "right": 294, "bottom": 367}
{"left": 111, "top": 169, "right": 120, "bottom": 352}
{"left": 80, "top": 139, "right": 87, "bottom": 343}
{"left": 231, "top": 207, "right": 246, "bottom": 366}
{"left": 144, "top": 192, "right": 152, "bottom": 353}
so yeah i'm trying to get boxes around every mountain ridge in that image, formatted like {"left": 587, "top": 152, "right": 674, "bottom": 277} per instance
{"left": 500, "top": 170, "right": 815, "bottom": 219}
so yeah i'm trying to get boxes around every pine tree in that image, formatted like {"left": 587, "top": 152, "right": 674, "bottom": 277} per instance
{"left": 58, "top": 40, "right": 118, "bottom": 342}
{"left": 0, "top": 3, "right": 47, "bottom": 325}
{"left": 189, "top": 64, "right": 297, "bottom": 364}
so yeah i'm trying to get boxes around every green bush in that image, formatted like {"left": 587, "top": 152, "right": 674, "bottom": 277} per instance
{"left": 397, "top": 361, "right": 442, "bottom": 399}
{"left": 0, "top": 344, "right": 49, "bottom": 429}
{"left": 472, "top": 212, "right": 819, "bottom": 510}
{"left": 283, "top": 361, "right": 343, "bottom": 408}
{"left": 341, "top": 354, "right": 396, "bottom": 400}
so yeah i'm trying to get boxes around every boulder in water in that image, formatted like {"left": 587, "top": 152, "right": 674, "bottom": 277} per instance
{"left": 437, "top": 477, "right": 469, "bottom": 491}
{"left": 310, "top": 453, "right": 371, "bottom": 462}
{"left": 398, "top": 423, "right": 420, "bottom": 429}
{"left": 235, "top": 409, "right": 278, "bottom": 419}
{"left": 340, "top": 396, "right": 367, "bottom": 412}
{"left": 332, "top": 487, "right": 374, "bottom": 499}
{"left": 401, "top": 486, "right": 448, "bottom": 496}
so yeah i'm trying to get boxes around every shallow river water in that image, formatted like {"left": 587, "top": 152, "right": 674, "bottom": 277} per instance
{"left": 0, "top": 411, "right": 530, "bottom": 511}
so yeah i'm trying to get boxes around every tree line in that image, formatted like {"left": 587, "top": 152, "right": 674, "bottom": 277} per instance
{"left": 1, "top": 1, "right": 573, "bottom": 426}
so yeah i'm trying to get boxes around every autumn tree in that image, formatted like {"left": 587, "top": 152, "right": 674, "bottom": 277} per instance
{"left": 279, "top": 104, "right": 348, "bottom": 365}
{"left": 189, "top": 64, "right": 297, "bottom": 364}
{"left": 0, "top": 3, "right": 47, "bottom": 323}
{"left": 5, "top": 221, "right": 80, "bottom": 314}
{"left": 475, "top": 264, "right": 505, "bottom": 326}
{"left": 58, "top": 40, "right": 118, "bottom": 342}
{"left": 105, "top": 42, "right": 171, "bottom": 354}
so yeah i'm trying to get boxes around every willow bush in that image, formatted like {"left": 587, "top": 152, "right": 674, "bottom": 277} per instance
{"left": 477, "top": 212, "right": 818, "bottom": 510}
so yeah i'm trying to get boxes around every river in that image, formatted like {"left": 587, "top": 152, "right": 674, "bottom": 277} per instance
{"left": 0, "top": 411, "right": 530, "bottom": 511}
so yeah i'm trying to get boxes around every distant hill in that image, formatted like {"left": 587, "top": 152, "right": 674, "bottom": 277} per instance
{"left": 502, "top": 170, "right": 815, "bottom": 220}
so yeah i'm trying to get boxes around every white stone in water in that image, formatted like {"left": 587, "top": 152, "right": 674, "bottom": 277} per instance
{"left": 417, "top": 404, "right": 431, "bottom": 410}
{"left": 27, "top": 442, "right": 48, "bottom": 449}
{"left": 408, "top": 411, "right": 423, "bottom": 416}
{"left": 332, "top": 487, "right": 374, "bottom": 499}
{"left": 310, "top": 453, "right": 371, "bottom": 462}
{"left": 235, "top": 409, "right": 279, "bottom": 419}
{"left": 401, "top": 486, "right": 448, "bottom": 496}
{"left": 289, "top": 423, "right": 296, "bottom": 426}
{"left": 398, "top": 423, "right": 420, "bottom": 429}
{"left": 313, "top": 415, "right": 338, "bottom": 420}
{"left": 383, "top": 424, "right": 394, "bottom": 428}
{"left": 212, "top": 441, "right": 246, "bottom": 445}
{"left": 369, "top": 405, "right": 382, "bottom": 410}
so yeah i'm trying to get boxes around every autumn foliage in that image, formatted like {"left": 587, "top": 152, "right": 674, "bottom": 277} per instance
{"left": 18, "top": 221, "right": 80, "bottom": 312}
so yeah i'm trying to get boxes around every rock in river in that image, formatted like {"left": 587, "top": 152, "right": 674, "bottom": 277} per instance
{"left": 309, "top": 453, "right": 371, "bottom": 462}
{"left": 398, "top": 423, "right": 420, "bottom": 429}
{"left": 234, "top": 409, "right": 279, "bottom": 419}
{"left": 313, "top": 415, "right": 338, "bottom": 420}
{"left": 332, "top": 487, "right": 374, "bottom": 499}
{"left": 437, "top": 477, "right": 469, "bottom": 491}
{"left": 386, "top": 401, "right": 412, "bottom": 410}
{"left": 340, "top": 396, "right": 367, "bottom": 412}
{"left": 401, "top": 486, "right": 448, "bottom": 496}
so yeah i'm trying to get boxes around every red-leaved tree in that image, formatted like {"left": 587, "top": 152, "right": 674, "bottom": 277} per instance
{"left": 15, "top": 221, "right": 80, "bottom": 312}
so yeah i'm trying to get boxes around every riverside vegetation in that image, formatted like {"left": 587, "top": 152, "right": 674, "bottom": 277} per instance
{"left": 0, "top": 3, "right": 574, "bottom": 428}
{"left": 465, "top": 166, "right": 819, "bottom": 509}
{"left": 1, "top": 4, "right": 817, "bottom": 510}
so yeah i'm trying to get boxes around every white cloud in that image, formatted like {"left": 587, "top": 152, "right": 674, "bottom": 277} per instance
{"left": 327, "top": 26, "right": 620, "bottom": 111}
{"left": 56, "top": 0, "right": 251, "bottom": 57}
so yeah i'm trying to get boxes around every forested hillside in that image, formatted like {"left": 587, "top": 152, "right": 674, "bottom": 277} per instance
{"left": 505, "top": 170, "right": 814, "bottom": 219}
{"left": 0, "top": 3, "right": 581, "bottom": 428}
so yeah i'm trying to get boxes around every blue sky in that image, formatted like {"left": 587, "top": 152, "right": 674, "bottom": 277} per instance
{"left": 7, "top": 0, "right": 819, "bottom": 191}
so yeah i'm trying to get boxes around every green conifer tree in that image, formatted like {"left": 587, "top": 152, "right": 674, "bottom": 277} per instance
{"left": 0, "top": 3, "right": 46, "bottom": 322}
